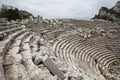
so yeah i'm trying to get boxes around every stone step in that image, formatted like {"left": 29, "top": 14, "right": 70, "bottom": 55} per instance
{"left": 0, "top": 24, "right": 19, "bottom": 32}
{"left": 53, "top": 34, "right": 118, "bottom": 80}
{"left": 0, "top": 29, "right": 28, "bottom": 64}
{"left": 0, "top": 26, "right": 26, "bottom": 41}
{"left": 60, "top": 40, "right": 86, "bottom": 67}
{"left": 102, "top": 57, "right": 119, "bottom": 68}
{"left": 107, "top": 59, "right": 119, "bottom": 68}
{"left": 0, "top": 40, "right": 11, "bottom": 56}
{"left": 3, "top": 31, "right": 33, "bottom": 80}
{"left": 71, "top": 46, "right": 105, "bottom": 79}
{"left": 57, "top": 38, "right": 82, "bottom": 63}
{"left": 0, "top": 29, "right": 29, "bottom": 80}
{"left": 82, "top": 46, "right": 115, "bottom": 63}
{"left": 0, "top": 31, "right": 29, "bottom": 80}
{"left": 54, "top": 38, "right": 98, "bottom": 78}
{"left": 66, "top": 40, "right": 88, "bottom": 63}
{"left": 4, "top": 31, "right": 30, "bottom": 66}
{"left": 53, "top": 34, "right": 82, "bottom": 51}
{"left": 84, "top": 47, "right": 109, "bottom": 69}
{"left": 0, "top": 18, "right": 7, "bottom": 23}
{"left": 23, "top": 33, "right": 34, "bottom": 43}
{"left": 76, "top": 45, "right": 108, "bottom": 76}
{"left": 20, "top": 33, "right": 47, "bottom": 80}
{"left": 0, "top": 23, "right": 7, "bottom": 26}
{"left": 76, "top": 42, "right": 97, "bottom": 76}
{"left": 53, "top": 35, "right": 83, "bottom": 59}
{"left": 0, "top": 25, "right": 26, "bottom": 35}
{"left": 12, "top": 32, "right": 29, "bottom": 47}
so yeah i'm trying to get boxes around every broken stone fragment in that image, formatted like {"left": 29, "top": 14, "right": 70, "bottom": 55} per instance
{"left": 33, "top": 55, "right": 42, "bottom": 65}
{"left": 43, "top": 58, "right": 65, "bottom": 80}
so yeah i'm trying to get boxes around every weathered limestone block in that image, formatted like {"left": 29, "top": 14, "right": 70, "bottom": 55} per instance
{"left": 33, "top": 55, "right": 42, "bottom": 65}
{"left": 43, "top": 58, "right": 65, "bottom": 80}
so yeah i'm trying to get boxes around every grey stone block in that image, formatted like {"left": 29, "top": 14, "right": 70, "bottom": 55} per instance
{"left": 76, "top": 76, "right": 83, "bottom": 80}
{"left": 43, "top": 58, "right": 65, "bottom": 80}
{"left": 34, "top": 56, "right": 42, "bottom": 65}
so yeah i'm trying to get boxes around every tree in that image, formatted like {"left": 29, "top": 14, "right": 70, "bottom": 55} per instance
{"left": 6, "top": 8, "right": 21, "bottom": 21}
{"left": 0, "top": 4, "right": 33, "bottom": 21}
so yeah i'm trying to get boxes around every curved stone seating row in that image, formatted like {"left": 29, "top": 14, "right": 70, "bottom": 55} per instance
{"left": 53, "top": 34, "right": 119, "bottom": 80}
{"left": 0, "top": 18, "right": 7, "bottom": 22}
{"left": 0, "top": 23, "right": 7, "bottom": 26}
{"left": 19, "top": 33, "right": 48, "bottom": 80}
{"left": 3, "top": 31, "right": 30, "bottom": 66}
{"left": 0, "top": 28, "right": 27, "bottom": 58}
{"left": 4, "top": 32, "right": 32, "bottom": 80}
{"left": 53, "top": 35, "right": 100, "bottom": 78}
{"left": 0, "top": 22, "right": 32, "bottom": 80}
{"left": 0, "top": 19, "right": 72, "bottom": 80}
{"left": 0, "top": 25, "right": 25, "bottom": 35}
{"left": 0, "top": 25, "right": 26, "bottom": 41}
{"left": 0, "top": 24, "right": 19, "bottom": 32}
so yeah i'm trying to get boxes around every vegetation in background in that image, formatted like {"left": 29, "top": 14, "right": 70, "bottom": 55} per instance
{"left": 6, "top": 8, "right": 21, "bottom": 21}
{"left": 0, "top": 4, "right": 32, "bottom": 21}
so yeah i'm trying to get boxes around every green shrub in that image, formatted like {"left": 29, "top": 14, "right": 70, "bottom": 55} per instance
{"left": 0, "top": 4, "right": 32, "bottom": 21}
{"left": 6, "top": 8, "right": 21, "bottom": 21}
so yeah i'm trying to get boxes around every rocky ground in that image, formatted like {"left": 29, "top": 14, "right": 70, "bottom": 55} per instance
{"left": 0, "top": 15, "right": 120, "bottom": 80}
